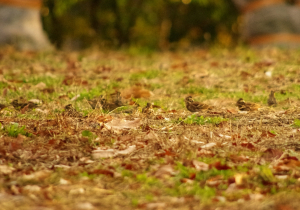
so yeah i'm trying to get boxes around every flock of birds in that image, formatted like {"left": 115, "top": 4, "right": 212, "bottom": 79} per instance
{"left": 185, "top": 90, "right": 277, "bottom": 112}
{"left": 0, "top": 90, "right": 277, "bottom": 118}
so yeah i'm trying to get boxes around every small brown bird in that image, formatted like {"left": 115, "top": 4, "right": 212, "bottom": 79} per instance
{"left": 0, "top": 104, "right": 7, "bottom": 112}
{"left": 184, "top": 96, "right": 212, "bottom": 112}
{"left": 236, "top": 98, "right": 260, "bottom": 111}
{"left": 63, "top": 104, "right": 84, "bottom": 118}
{"left": 89, "top": 92, "right": 125, "bottom": 111}
{"left": 101, "top": 98, "right": 120, "bottom": 111}
{"left": 110, "top": 91, "right": 125, "bottom": 107}
{"left": 267, "top": 90, "right": 277, "bottom": 107}
{"left": 142, "top": 103, "right": 154, "bottom": 115}
{"left": 10, "top": 99, "right": 38, "bottom": 111}
{"left": 88, "top": 97, "right": 103, "bottom": 109}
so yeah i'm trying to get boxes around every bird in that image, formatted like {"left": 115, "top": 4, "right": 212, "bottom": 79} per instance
{"left": 267, "top": 90, "right": 277, "bottom": 107}
{"left": 88, "top": 96, "right": 104, "bottom": 109}
{"left": 63, "top": 104, "right": 84, "bottom": 118}
{"left": 10, "top": 99, "right": 38, "bottom": 111}
{"left": 100, "top": 98, "right": 121, "bottom": 112}
{"left": 236, "top": 98, "right": 260, "bottom": 111}
{"left": 0, "top": 104, "right": 7, "bottom": 112}
{"left": 110, "top": 91, "right": 125, "bottom": 107}
{"left": 184, "top": 96, "right": 212, "bottom": 112}
{"left": 88, "top": 92, "right": 125, "bottom": 111}
{"left": 142, "top": 103, "right": 154, "bottom": 115}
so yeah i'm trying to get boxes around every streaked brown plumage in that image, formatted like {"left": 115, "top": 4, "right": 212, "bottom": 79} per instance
{"left": 0, "top": 104, "right": 7, "bottom": 112}
{"left": 63, "top": 104, "right": 84, "bottom": 118}
{"left": 267, "top": 90, "right": 277, "bottom": 107}
{"left": 110, "top": 91, "right": 124, "bottom": 107}
{"left": 236, "top": 98, "right": 260, "bottom": 111}
{"left": 88, "top": 96, "right": 104, "bottom": 109}
{"left": 101, "top": 98, "right": 120, "bottom": 111}
{"left": 89, "top": 92, "right": 125, "bottom": 111}
{"left": 142, "top": 103, "right": 154, "bottom": 115}
{"left": 10, "top": 99, "right": 38, "bottom": 111}
{"left": 184, "top": 96, "right": 212, "bottom": 112}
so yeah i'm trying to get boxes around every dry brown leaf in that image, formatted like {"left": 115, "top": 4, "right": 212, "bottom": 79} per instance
{"left": 105, "top": 118, "right": 141, "bottom": 130}
{"left": 201, "top": 143, "right": 216, "bottom": 149}
{"left": 154, "top": 165, "right": 176, "bottom": 178}
{"left": 34, "top": 82, "right": 46, "bottom": 90}
{"left": 121, "top": 86, "right": 153, "bottom": 99}
{"left": 0, "top": 165, "right": 15, "bottom": 175}
{"left": 92, "top": 149, "right": 115, "bottom": 158}
{"left": 92, "top": 145, "right": 136, "bottom": 159}
{"left": 192, "top": 160, "right": 209, "bottom": 171}
{"left": 21, "top": 170, "right": 51, "bottom": 181}
{"left": 20, "top": 104, "right": 29, "bottom": 114}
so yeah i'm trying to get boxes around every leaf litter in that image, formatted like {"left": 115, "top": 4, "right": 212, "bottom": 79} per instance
{"left": 1, "top": 48, "right": 300, "bottom": 209}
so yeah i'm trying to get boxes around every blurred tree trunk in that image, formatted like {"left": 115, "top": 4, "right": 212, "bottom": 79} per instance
{"left": 46, "top": 0, "right": 63, "bottom": 48}
{"left": 0, "top": 0, "right": 52, "bottom": 51}
{"left": 232, "top": 0, "right": 300, "bottom": 47}
{"left": 90, "top": 0, "right": 102, "bottom": 34}
{"left": 111, "top": 0, "right": 143, "bottom": 46}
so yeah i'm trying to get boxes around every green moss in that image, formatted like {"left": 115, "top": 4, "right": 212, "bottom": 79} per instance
{"left": 130, "top": 70, "right": 161, "bottom": 81}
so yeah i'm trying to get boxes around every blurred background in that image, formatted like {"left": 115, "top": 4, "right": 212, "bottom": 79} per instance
{"left": 41, "top": 0, "right": 239, "bottom": 50}
{"left": 1, "top": 0, "right": 300, "bottom": 51}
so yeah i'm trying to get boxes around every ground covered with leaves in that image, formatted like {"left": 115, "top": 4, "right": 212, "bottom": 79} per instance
{"left": 1, "top": 47, "right": 300, "bottom": 210}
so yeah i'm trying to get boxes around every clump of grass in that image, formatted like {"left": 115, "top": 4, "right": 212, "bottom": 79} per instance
{"left": 180, "top": 86, "right": 215, "bottom": 95}
{"left": 5, "top": 123, "right": 32, "bottom": 137}
{"left": 82, "top": 130, "right": 96, "bottom": 142}
{"left": 293, "top": 119, "right": 300, "bottom": 128}
{"left": 182, "top": 114, "right": 227, "bottom": 125}
{"left": 130, "top": 70, "right": 161, "bottom": 81}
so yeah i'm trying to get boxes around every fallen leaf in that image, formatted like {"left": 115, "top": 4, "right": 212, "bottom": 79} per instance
{"left": 240, "top": 142, "right": 256, "bottom": 150}
{"left": 54, "top": 165, "right": 71, "bottom": 170}
{"left": 145, "top": 203, "right": 166, "bottom": 209}
{"left": 218, "top": 134, "right": 231, "bottom": 139}
{"left": 210, "top": 161, "right": 231, "bottom": 170}
{"left": 105, "top": 118, "right": 141, "bottom": 130}
{"left": 261, "top": 148, "right": 283, "bottom": 161}
{"left": 29, "top": 99, "right": 42, "bottom": 104}
{"left": 75, "top": 202, "right": 94, "bottom": 210}
{"left": 22, "top": 170, "right": 51, "bottom": 181}
{"left": 23, "top": 185, "right": 41, "bottom": 193}
{"left": 121, "top": 86, "right": 153, "bottom": 99}
{"left": 92, "top": 145, "right": 136, "bottom": 159}
{"left": 249, "top": 193, "right": 264, "bottom": 201}
{"left": 20, "top": 104, "right": 29, "bottom": 114}
{"left": 69, "top": 188, "right": 85, "bottom": 195}
{"left": 117, "top": 145, "right": 136, "bottom": 155}
{"left": 92, "top": 149, "right": 115, "bottom": 158}
{"left": 240, "top": 71, "right": 253, "bottom": 79}
{"left": 34, "top": 82, "right": 46, "bottom": 90}
{"left": 71, "top": 94, "right": 80, "bottom": 101}
{"left": 0, "top": 165, "right": 15, "bottom": 175}
{"left": 206, "top": 175, "right": 224, "bottom": 187}
{"left": 59, "top": 178, "right": 70, "bottom": 185}
{"left": 192, "top": 160, "right": 209, "bottom": 171}
{"left": 41, "top": 88, "right": 55, "bottom": 93}
{"left": 201, "top": 142, "right": 216, "bottom": 149}
{"left": 3, "top": 88, "right": 8, "bottom": 96}
{"left": 261, "top": 131, "right": 276, "bottom": 138}
{"left": 234, "top": 173, "right": 248, "bottom": 186}
{"left": 229, "top": 154, "right": 249, "bottom": 163}
{"left": 90, "top": 169, "right": 114, "bottom": 177}
{"left": 154, "top": 165, "right": 176, "bottom": 178}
